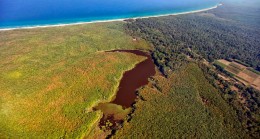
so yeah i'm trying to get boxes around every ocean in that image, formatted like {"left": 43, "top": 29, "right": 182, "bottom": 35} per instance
{"left": 0, "top": 0, "right": 219, "bottom": 29}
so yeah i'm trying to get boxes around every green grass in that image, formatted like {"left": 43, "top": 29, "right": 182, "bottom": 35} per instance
{"left": 214, "top": 61, "right": 227, "bottom": 69}
{"left": 114, "top": 63, "right": 247, "bottom": 138}
{"left": 0, "top": 22, "right": 150, "bottom": 138}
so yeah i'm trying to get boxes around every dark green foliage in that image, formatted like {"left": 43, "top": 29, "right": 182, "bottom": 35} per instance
{"left": 114, "top": 64, "right": 247, "bottom": 138}
{"left": 233, "top": 59, "right": 251, "bottom": 67}
{"left": 200, "top": 62, "right": 260, "bottom": 138}
{"left": 123, "top": 2, "right": 260, "bottom": 138}
{"left": 125, "top": 7, "right": 260, "bottom": 70}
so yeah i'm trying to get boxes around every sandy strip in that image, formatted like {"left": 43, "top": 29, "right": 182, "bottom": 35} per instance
{"left": 0, "top": 4, "right": 222, "bottom": 31}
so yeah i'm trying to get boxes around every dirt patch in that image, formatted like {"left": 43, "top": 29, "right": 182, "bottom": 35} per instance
{"left": 235, "top": 76, "right": 249, "bottom": 86}
{"left": 243, "top": 69, "right": 259, "bottom": 78}
{"left": 218, "top": 74, "right": 230, "bottom": 81}
{"left": 200, "top": 96, "right": 210, "bottom": 105}
{"left": 226, "top": 65, "right": 241, "bottom": 74}
{"left": 218, "top": 59, "right": 231, "bottom": 66}
{"left": 252, "top": 77, "right": 260, "bottom": 90}
{"left": 237, "top": 70, "right": 257, "bottom": 83}
{"left": 231, "top": 86, "right": 239, "bottom": 92}
{"left": 230, "top": 62, "right": 247, "bottom": 70}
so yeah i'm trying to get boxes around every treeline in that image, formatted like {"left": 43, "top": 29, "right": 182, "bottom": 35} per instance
{"left": 200, "top": 63, "right": 260, "bottom": 138}
{"left": 124, "top": 5, "right": 260, "bottom": 138}
{"left": 125, "top": 12, "right": 260, "bottom": 71}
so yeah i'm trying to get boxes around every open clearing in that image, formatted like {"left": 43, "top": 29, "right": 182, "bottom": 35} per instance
{"left": 252, "top": 77, "right": 260, "bottom": 90}
{"left": 218, "top": 59, "right": 231, "bottom": 66}
{"left": 0, "top": 22, "right": 150, "bottom": 138}
{"left": 215, "top": 59, "right": 260, "bottom": 90}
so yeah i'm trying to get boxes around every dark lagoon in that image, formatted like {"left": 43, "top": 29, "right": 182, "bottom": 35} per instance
{"left": 0, "top": 0, "right": 219, "bottom": 29}
{"left": 108, "top": 50, "right": 156, "bottom": 108}
{"left": 95, "top": 49, "right": 156, "bottom": 130}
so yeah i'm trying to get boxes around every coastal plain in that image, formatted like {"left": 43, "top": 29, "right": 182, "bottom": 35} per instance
{"left": 1, "top": 0, "right": 259, "bottom": 138}
{"left": 0, "top": 22, "right": 149, "bottom": 138}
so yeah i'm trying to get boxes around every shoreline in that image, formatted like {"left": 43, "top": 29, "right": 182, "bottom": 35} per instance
{"left": 0, "top": 4, "right": 222, "bottom": 31}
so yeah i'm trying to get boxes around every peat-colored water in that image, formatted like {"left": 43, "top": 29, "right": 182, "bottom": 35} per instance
{"left": 108, "top": 50, "right": 156, "bottom": 108}
{"left": 95, "top": 49, "right": 156, "bottom": 131}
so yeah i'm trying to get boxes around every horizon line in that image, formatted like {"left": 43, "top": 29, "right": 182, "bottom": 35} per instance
{"left": 0, "top": 3, "right": 222, "bottom": 32}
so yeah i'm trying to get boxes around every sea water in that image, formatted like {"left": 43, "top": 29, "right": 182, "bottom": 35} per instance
{"left": 0, "top": 0, "right": 219, "bottom": 29}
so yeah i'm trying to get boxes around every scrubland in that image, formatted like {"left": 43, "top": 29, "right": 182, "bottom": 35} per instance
{"left": 0, "top": 22, "right": 149, "bottom": 138}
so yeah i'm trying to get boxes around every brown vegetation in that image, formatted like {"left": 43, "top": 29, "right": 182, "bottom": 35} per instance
{"left": 216, "top": 59, "right": 260, "bottom": 90}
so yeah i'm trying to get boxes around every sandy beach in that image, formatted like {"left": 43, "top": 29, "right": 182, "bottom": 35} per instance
{"left": 0, "top": 4, "right": 222, "bottom": 31}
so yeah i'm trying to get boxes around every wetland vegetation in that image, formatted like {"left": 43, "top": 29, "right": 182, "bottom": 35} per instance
{"left": 0, "top": 22, "right": 150, "bottom": 138}
{"left": 1, "top": 0, "right": 259, "bottom": 138}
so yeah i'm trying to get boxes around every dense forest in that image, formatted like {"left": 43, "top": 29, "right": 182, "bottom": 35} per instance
{"left": 114, "top": 63, "right": 248, "bottom": 138}
{"left": 124, "top": 2, "right": 260, "bottom": 138}
{"left": 212, "top": 0, "right": 260, "bottom": 28}
{"left": 201, "top": 63, "right": 260, "bottom": 138}
{"left": 125, "top": 7, "right": 260, "bottom": 72}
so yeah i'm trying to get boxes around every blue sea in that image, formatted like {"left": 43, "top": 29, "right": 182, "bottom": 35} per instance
{"left": 0, "top": 0, "right": 219, "bottom": 29}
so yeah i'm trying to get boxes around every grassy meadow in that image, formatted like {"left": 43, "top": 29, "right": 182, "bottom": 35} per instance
{"left": 0, "top": 22, "right": 150, "bottom": 138}
{"left": 114, "top": 63, "right": 247, "bottom": 138}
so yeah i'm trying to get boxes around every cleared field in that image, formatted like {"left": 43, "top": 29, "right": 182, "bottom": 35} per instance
{"left": 237, "top": 70, "right": 258, "bottom": 83}
{"left": 243, "top": 69, "right": 259, "bottom": 77}
{"left": 248, "top": 68, "right": 260, "bottom": 75}
{"left": 225, "top": 64, "right": 241, "bottom": 74}
{"left": 0, "top": 22, "right": 149, "bottom": 138}
{"left": 252, "top": 77, "right": 260, "bottom": 90}
{"left": 214, "top": 60, "right": 227, "bottom": 69}
{"left": 235, "top": 76, "right": 250, "bottom": 85}
{"left": 229, "top": 62, "right": 246, "bottom": 71}
{"left": 113, "top": 63, "right": 247, "bottom": 138}
{"left": 218, "top": 59, "right": 231, "bottom": 66}
{"left": 216, "top": 59, "right": 260, "bottom": 90}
